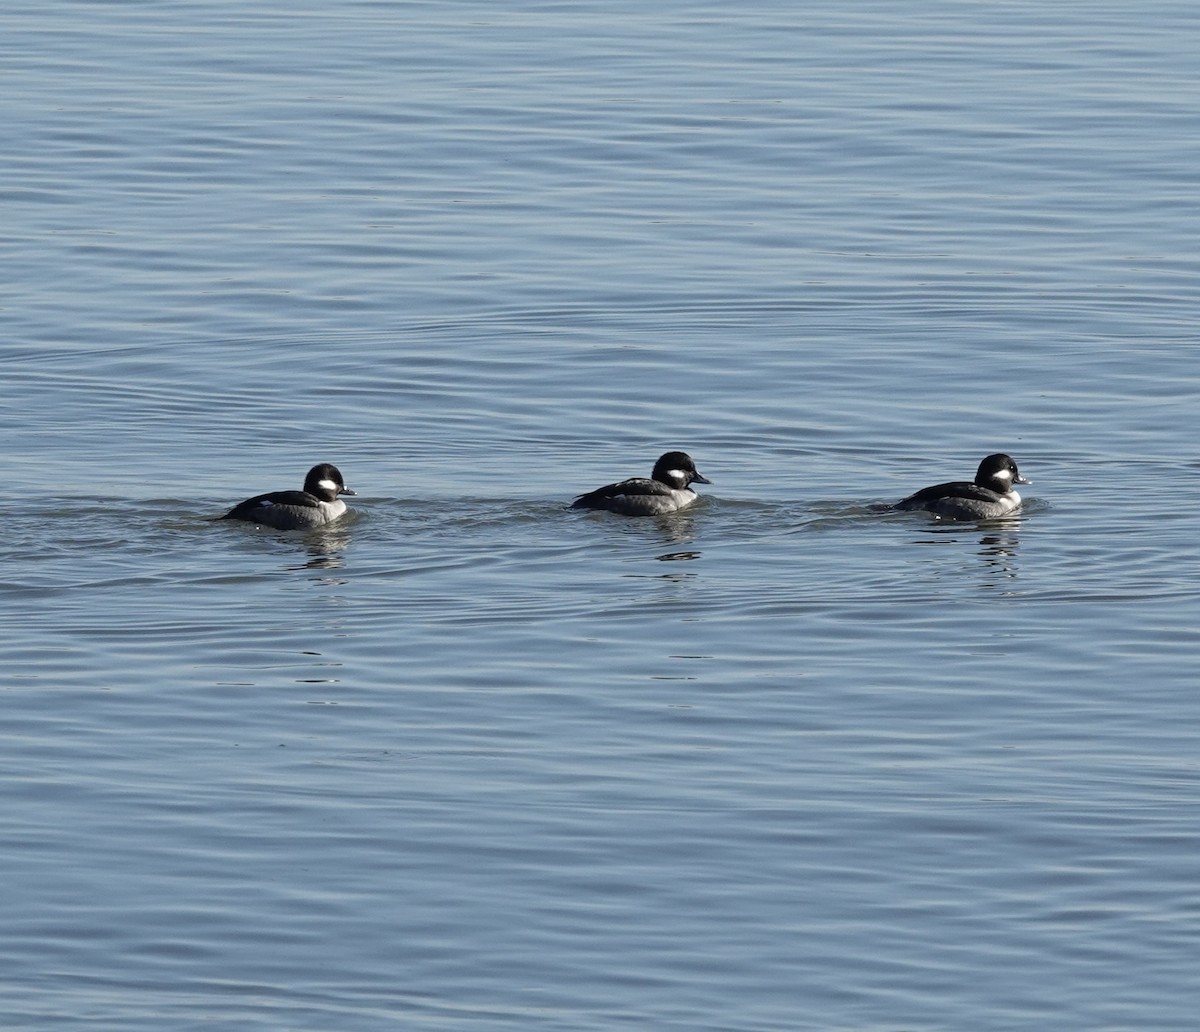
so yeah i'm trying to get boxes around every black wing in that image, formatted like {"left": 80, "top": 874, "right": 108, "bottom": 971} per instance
{"left": 893, "top": 480, "right": 1001, "bottom": 510}
{"left": 571, "top": 476, "right": 673, "bottom": 509}
{"left": 224, "top": 490, "right": 320, "bottom": 519}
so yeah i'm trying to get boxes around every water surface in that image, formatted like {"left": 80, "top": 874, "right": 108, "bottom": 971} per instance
{"left": 3, "top": 1, "right": 1200, "bottom": 1029}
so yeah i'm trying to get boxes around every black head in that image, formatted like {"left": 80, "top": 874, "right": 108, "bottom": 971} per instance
{"left": 651, "top": 451, "right": 711, "bottom": 489}
{"left": 974, "top": 453, "right": 1030, "bottom": 492}
{"left": 302, "top": 463, "right": 356, "bottom": 501}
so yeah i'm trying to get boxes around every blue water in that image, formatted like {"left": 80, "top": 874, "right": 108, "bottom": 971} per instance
{"left": 4, "top": 1, "right": 1200, "bottom": 1029}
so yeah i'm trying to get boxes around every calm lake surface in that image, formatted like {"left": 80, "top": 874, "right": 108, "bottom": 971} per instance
{"left": 4, "top": 1, "right": 1200, "bottom": 1029}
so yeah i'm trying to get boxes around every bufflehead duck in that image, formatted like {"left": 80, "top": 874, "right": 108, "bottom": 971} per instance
{"left": 571, "top": 451, "right": 711, "bottom": 517}
{"left": 222, "top": 463, "right": 356, "bottom": 530}
{"left": 893, "top": 453, "right": 1030, "bottom": 521}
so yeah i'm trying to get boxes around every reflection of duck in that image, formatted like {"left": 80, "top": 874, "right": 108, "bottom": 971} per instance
{"left": 299, "top": 547, "right": 348, "bottom": 573}
{"left": 656, "top": 550, "right": 701, "bottom": 563}
{"left": 893, "top": 453, "right": 1030, "bottom": 521}
{"left": 222, "top": 463, "right": 356, "bottom": 530}
{"left": 975, "top": 531, "right": 1022, "bottom": 584}
{"left": 572, "top": 451, "right": 711, "bottom": 517}
{"left": 978, "top": 533, "right": 1019, "bottom": 559}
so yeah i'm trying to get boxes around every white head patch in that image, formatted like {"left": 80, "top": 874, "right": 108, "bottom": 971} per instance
{"left": 317, "top": 478, "right": 339, "bottom": 493}
{"left": 666, "top": 469, "right": 687, "bottom": 483}
{"left": 993, "top": 467, "right": 1013, "bottom": 482}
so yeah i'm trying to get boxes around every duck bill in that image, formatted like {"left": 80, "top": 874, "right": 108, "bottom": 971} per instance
{"left": 340, "top": 487, "right": 358, "bottom": 496}
{"left": 692, "top": 473, "right": 712, "bottom": 485}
